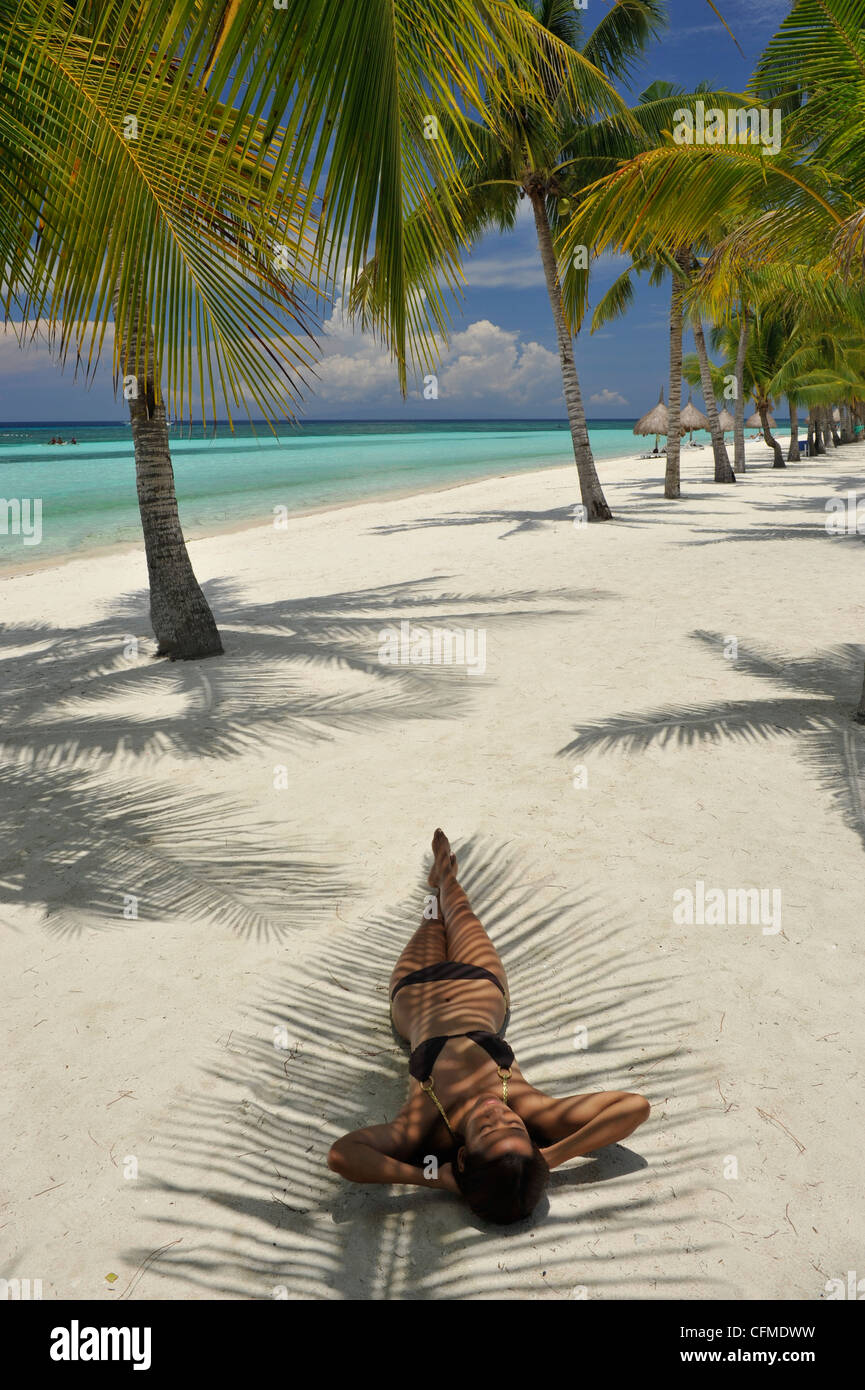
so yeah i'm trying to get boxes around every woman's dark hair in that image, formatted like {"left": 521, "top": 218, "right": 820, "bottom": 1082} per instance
{"left": 453, "top": 1142, "right": 549, "bottom": 1224}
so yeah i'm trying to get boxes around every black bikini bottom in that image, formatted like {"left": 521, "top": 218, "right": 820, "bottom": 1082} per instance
{"left": 391, "top": 960, "right": 507, "bottom": 1001}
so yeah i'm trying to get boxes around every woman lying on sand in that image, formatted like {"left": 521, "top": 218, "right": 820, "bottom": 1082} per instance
{"left": 328, "top": 831, "right": 650, "bottom": 1225}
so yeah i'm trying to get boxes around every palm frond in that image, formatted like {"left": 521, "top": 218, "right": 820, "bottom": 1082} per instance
{"left": 571, "top": 144, "right": 847, "bottom": 284}
{"left": 590, "top": 264, "right": 635, "bottom": 331}
{"left": 581, "top": 0, "right": 667, "bottom": 84}
{"left": 4, "top": 0, "right": 627, "bottom": 413}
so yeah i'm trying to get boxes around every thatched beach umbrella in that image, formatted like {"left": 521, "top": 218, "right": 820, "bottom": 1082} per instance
{"left": 680, "top": 393, "right": 709, "bottom": 444}
{"left": 717, "top": 407, "right": 735, "bottom": 433}
{"left": 746, "top": 409, "right": 776, "bottom": 428}
{"left": 634, "top": 387, "right": 671, "bottom": 452}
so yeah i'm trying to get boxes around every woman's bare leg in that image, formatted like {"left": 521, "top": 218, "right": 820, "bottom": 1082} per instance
{"left": 388, "top": 896, "right": 447, "bottom": 1041}
{"left": 428, "top": 829, "right": 509, "bottom": 1004}
{"left": 388, "top": 897, "right": 447, "bottom": 1000}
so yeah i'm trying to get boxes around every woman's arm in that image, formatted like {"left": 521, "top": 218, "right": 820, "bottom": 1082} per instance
{"left": 328, "top": 1121, "right": 452, "bottom": 1189}
{"left": 538, "top": 1091, "right": 650, "bottom": 1171}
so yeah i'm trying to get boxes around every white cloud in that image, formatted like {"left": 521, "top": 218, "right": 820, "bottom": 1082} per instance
{"left": 0, "top": 320, "right": 113, "bottom": 375}
{"left": 0, "top": 318, "right": 224, "bottom": 419}
{"left": 463, "top": 245, "right": 629, "bottom": 291}
{"left": 437, "top": 320, "right": 559, "bottom": 403}
{"left": 593, "top": 251, "right": 632, "bottom": 272}
{"left": 589, "top": 387, "right": 628, "bottom": 406}
{"left": 314, "top": 301, "right": 561, "bottom": 408}
{"left": 670, "top": 22, "right": 734, "bottom": 38}
{"left": 464, "top": 252, "right": 545, "bottom": 290}
{"left": 2, "top": 299, "right": 565, "bottom": 415}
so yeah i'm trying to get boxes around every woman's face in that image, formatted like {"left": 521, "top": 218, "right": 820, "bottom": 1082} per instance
{"left": 459, "top": 1093, "right": 534, "bottom": 1163}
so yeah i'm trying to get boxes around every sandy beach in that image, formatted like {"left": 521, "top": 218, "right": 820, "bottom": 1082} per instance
{"left": 2, "top": 441, "right": 864, "bottom": 1301}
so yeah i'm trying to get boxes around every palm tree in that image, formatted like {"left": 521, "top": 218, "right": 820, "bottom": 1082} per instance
{"left": 569, "top": 0, "right": 865, "bottom": 718}
{"left": 688, "top": 263, "right": 736, "bottom": 484}
{"left": 731, "top": 304, "right": 752, "bottom": 473}
{"left": 4, "top": 1, "right": 317, "bottom": 657}
{"left": 597, "top": 81, "right": 736, "bottom": 488}
{"left": 111, "top": 277, "right": 228, "bottom": 657}
{"left": 664, "top": 245, "right": 690, "bottom": 498}
{"left": 2, "top": 0, "right": 564, "bottom": 656}
{"left": 661, "top": 243, "right": 735, "bottom": 495}
{"left": 592, "top": 243, "right": 735, "bottom": 486}
{"left": 787, "top": 397, "right": 801, "bottom": 461}
{"left": 700, "top": 302, "right": 845, "bottom": 470}
{"left": 689, "top": 263, "right": 865, "bottom": 469}
{"left": 354, "top": 3, "right": 743, "bottom": 521}
{"left": 682, "top": 310, "right": 754, "bottom": 471}
{"left": 748, "top": 310, "right": 790, "bottom": 468}
{"left": 357, "top": 0, "right": 669, "bottom": 522}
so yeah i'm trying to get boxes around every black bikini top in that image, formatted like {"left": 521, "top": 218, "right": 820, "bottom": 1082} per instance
{"left": 408, "top": 1031, "right": 514, "bottom": 1083}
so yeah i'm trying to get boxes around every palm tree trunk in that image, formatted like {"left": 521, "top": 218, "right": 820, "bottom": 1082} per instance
{"left": 787, "top": 400, "right": 800, "bottom": 461}
{"left": 830, "top": 411, "right": 841, "bottom": 447}
{"left": 841, "top": 404, "right": 854, "bottom": 443}
{"left": 114, "top": 277, "right": 224, "bottom": 659}
{"left": 758, "top": 401, "right": 785, "bottom": 467}
{"left": 807, "top": 410, "right": 816, "bottom": 456}
{"left": 814, "top": 410, "right": 826, "bottom": 454}
{"left": 733, "top": 307, "right": 751, "bottom": 474}
{"left": 691, "top": 310, "right": 734, "bottom": 482}
{"left": 820, "top": 408, "right": 830, "bottom": 447}
{"left": 665, "top": 251, "right": 688, "bottom": 499}
{"left": 528, "top": 189, "right": 611, "bottom": 521}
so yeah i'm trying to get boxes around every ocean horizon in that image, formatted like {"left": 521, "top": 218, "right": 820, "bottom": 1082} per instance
{"left": 0, "top": 418, "right": 627, "bottom": 569}
{"left": 0, "top": 417, "right": 792, "bottom": 570}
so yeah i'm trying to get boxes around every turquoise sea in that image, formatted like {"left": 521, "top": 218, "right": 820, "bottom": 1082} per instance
{"left": 0, "top": 417, "right": 670, "bottom": 569}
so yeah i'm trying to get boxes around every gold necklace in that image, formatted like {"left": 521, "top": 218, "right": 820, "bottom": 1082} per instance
{"left": 421, "top": 1065, "right": 511, "bottom": 1140}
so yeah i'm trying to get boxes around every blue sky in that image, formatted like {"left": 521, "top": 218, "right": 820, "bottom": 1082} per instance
{"left": 1, "top": 0, "right": 793, "bottom": 424}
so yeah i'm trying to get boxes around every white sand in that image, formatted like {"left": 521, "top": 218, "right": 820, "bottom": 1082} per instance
{"left": 2, "top": 440, "right": 864, "bottom": 1301}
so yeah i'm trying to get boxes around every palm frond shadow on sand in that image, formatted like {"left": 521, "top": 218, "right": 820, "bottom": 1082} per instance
{"left": 0, "top": 575, "right": 605, "bottom": 763}
{"left": 128, "top": 837, "right": 722, "bottom": 1300}
{"left": 0, "top": 760, "right": 346, "bottom": 940}
{"left": 368, "top": 505, "right": 583, "bottom": 540}
{"left": 1, "top": 577, "right": 600, "bottom": 936}
{"left": 670, "top": 473, "right": 865, "bottom": 548}
{"left": 559, "top": 633, "right": 865, "bottom": 852}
